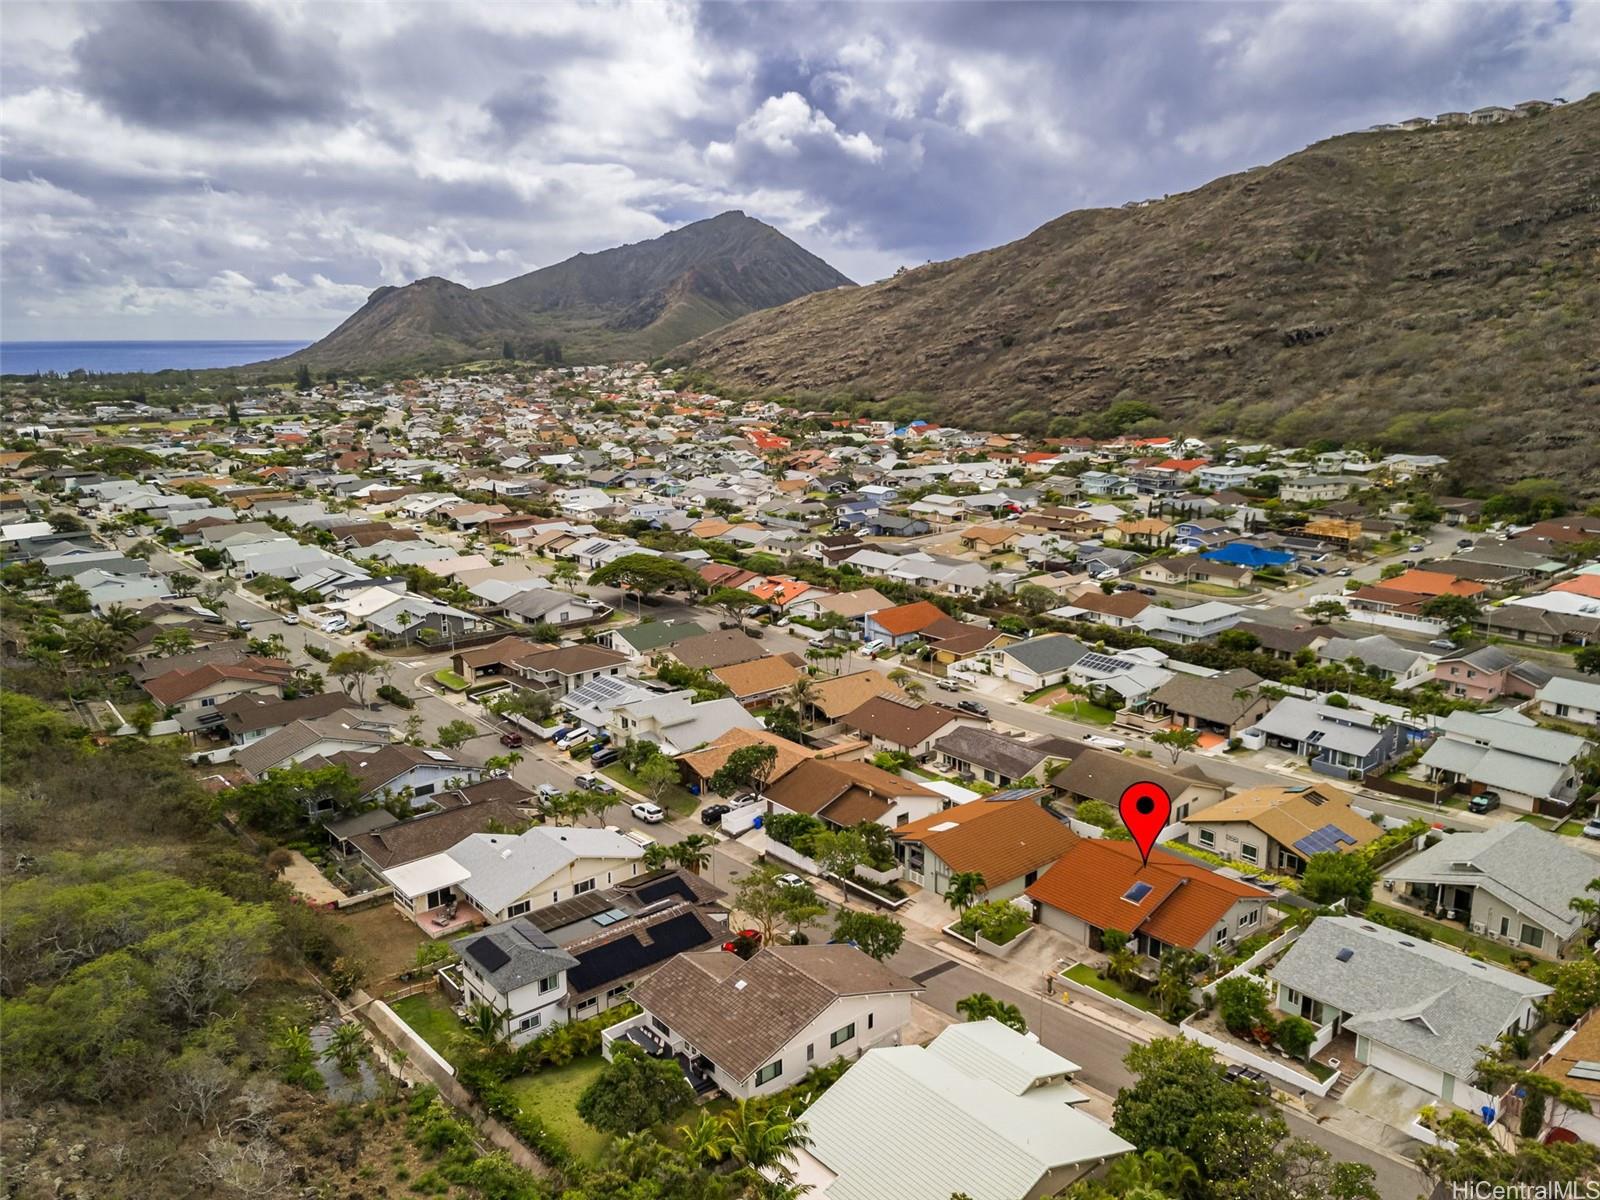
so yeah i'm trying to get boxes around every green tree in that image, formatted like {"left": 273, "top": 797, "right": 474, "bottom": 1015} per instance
{"left": 666, "top": 833, "right": 714, "bottom": 875}
{"left": 295, "top": 363, "right": 314, "bottom": 390}
{"left": 708, "top": 742, "right": 779, "bottom": 798}
{"left": 550, "top": 559, "right": 580, "bottom": 591}
{"left": 707, "top": 586, "right": 756, "bottom": 630}
{"left": 1543, "top": 957, "right": 1600, "bottom": 1024}
{"left": 227, "top": 764, "right": 363, "bottom": 833}
{"left": 1420, "top": 592, "right": 1480, "bottom": 629}
{"left": 1419, "top": 1107, "right": 1597, "bottom": 1191}
{"left": 706, "top": 1098, "right": 810, "bottom": 1173}
{"left": 1015, "top": 583, "right": 1059, "bottom": 615}
{"left": 324, "top": 1021, "right": 367, "bottom": 1076}
{"left": 577, "top": 1043, "right": 696, "bottom": 1135}
{"left": 636, "top": 754, "right": 680, "bottom": 802}
{"left": 588, "top": 554, "right": 705, "bottom": 606}
{"left": 732, "top": 864, "right": 825, "bottom": 944}
{"left": 1301, "top": 851, "right": 1376, "bottom": 910}
{"left": 810, "top": 828, "right": 868, "bottom": 901}
{"left": 328, "top": 649, "right": 385, "bottom": 706}
{"left": 944, "top": 870, "right": 988, "bottom": 913}
{"left": 435, "top": 719, "right": 475, "bottom": 750}
{"left": 832, "top": 910, "right": 906, "bottom": 961}
{"left": 1576, "top": 645, "right": 1600, "bottom": 676}
{"left": 1150, "top": 726, "right": 1201, "bottom": 765}
{"left": 955, "top": 992, "right": 1026, "bottom": 1033}
{"left": 1215, "top": 975, "right": 1272, "bottom": 1035}
{"left": 1152, "top": 947, "right": 1203, "bottom": 1021}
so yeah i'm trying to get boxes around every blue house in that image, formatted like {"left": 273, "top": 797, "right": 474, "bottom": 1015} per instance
{"left": 1202, "top": 543, "right": 1294, "bottom": 569}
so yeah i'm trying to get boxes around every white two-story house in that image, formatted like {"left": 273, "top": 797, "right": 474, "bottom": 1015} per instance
{"left": 451, "top": 919, "right": 581, "bottom": 1043}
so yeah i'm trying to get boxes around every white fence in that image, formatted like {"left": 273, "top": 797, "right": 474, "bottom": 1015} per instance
{"left": 1178, "top": 1022, "right": 1337, "bottom": 1098}
{"left": 719, "top": 803, "right": 766, "bottom": 836}
{"left": 1341, "top": 608, "right": 1447, "bottom": 636}
{"left": 765, "top": 838, "right": 821, "bottom": 875}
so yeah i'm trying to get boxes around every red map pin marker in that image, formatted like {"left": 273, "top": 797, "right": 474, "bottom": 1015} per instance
{"left": 1119, "top": 781, "right": 1172, "bottom": 866}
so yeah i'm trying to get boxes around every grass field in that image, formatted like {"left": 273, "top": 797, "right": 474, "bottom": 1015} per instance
{"left": 1050, "top": 699, "right": 1116, "bottom": 724}
{"left": 390, "top": 992, "right": 466, "bottom": 1065}
{"left": 1063, "top": 963, "right": 1156, "bottom": 1012}
{"left": 601, "top": 764, "right": 699, "bottom": 817}
{"left": 503, "top": 1057, "right": 611, "bottom": 1163}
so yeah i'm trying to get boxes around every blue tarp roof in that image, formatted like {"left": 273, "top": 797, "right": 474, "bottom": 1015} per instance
{"left": 1201, "top": 543, "right": 1294, "bottom": 567}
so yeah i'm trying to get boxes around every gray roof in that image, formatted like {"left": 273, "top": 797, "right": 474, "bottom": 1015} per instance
{"left": 1147, "top": 668, "right": 1264, "bottom": 725}
{"left": 453, "top": 917, "right": 579, "bottom": 994}
{"left": 932, "top": 725, "right": 1065, "bottom": 779}
{"left": 1536, "top": 675, "right": 1600, "bottom": 709}
{"left": 1384, "top": 823, "right": 1597, "bottom": 940}
{"left": 612, "top": 619, "right": 705, "bottom": 652}
{"left": 999, "top": 634, "right": 1091, "bottom": 674}
{"left": 1271, "top": 916, "right": 1549, "bottom": 1080}
{"left": 448, "top": 826, "right": 643, "bottom": 913}
{"left": 1320, "top": 635, "right": 1426, "bottom": 676}
{"left": 1254, "top": 696, "right": 1387, "bottom": 755}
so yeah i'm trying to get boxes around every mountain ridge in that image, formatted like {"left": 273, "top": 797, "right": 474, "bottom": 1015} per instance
{"left": 272, "top": 211, "right": 853, "bottom": 370}
{"left": 672, "top": 98, "right": 1600, "bottom": 492}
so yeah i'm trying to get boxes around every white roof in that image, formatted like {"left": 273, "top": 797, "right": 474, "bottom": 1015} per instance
{"left": 383, "top": 852, "right": 470, "bottom": 898}
{"left": 800, "top": 1022, "right": 1130, "bottom": 1200}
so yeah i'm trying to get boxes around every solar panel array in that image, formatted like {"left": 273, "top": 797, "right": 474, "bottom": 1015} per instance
{"left": 633, "top": 874, "right": 697, "bottom": 906}
{"left": 568, "top": 675, "right": 632, "bottom": 707}
{"left": 591, "top": 908, "right": 630, "bottom": 927}
{"left": 1075, "top": 652, "right": 1138, "bottom": 674}
{"left": 465, "top": 936, "right": 511, "bottom": 973}
{"left": 1570, "top": 1061, "right": 1600, "bottom": 1082}
{"left": 1293, "top": 823, "right": 1357, "bottom": 857}
{"left": 567, "top": 911, "right": 716, "bottom": 994}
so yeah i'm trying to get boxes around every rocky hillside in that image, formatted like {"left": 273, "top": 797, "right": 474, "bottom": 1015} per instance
{"left": 673, "top": 97, "right": 1600, "bottom": 492}
{"left": 271, "top": 212, "right": 853, "bottom": 371}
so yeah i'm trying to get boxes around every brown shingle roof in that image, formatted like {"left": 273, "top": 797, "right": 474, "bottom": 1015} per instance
{"left": 675, "top": 727, "right": 818, "bottom": 785}
{"left": 710, "top": 655, "right": 801, "bottom": 699}
{"left": 630, "top": 945, "right": 919, "bottom": 1081}
{"left": 893, "top": 800, "right": 1080, "bottom": 885}
{"left": 840, "top": 695, "right": 967, "bottom": 748}
{"left": 808, "top": 669, "right": 907, "bottom": 720}
{"left": 667, "top": 628, "right": 768, "bottom": 670}
{"left": 143, "top": 662, "right": 284, "bottom": 706}
{"left": 513, "top": 643, "right": 629, "bottom": 676}
{"left": 351, "top": 797, "right": 533, "bottom": 870}
{"left": 1182, "top": 784, "right": 1380, "bottom": 854}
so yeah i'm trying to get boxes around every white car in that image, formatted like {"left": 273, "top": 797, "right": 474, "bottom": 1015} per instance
{"left": 630, "top": 801, "right": 665, "bottom": 824}
{"left": 728, "top": 792, "right": 760, "bottom": 808}
{"left": 281, "top": 613, "right": 300, "bottom": 625}
{"left": 775, "top": 873, "right": 808, "bottom": 889}
{"left": 1084, "top": 734, "right": 1126, "bottom": 750}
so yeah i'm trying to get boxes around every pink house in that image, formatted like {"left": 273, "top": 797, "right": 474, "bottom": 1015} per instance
{"left": 1432, "top": 646, "right": 1551, "bottom": 703}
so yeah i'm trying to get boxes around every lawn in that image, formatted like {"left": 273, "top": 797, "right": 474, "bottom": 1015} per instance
{"left": 1050, "top": 699, "right": 1116, "bottom": 725}
{"left": 601, "top": 765, "right": 698, "bottom": 817}
{"left": 1366, "top": 902, "right": 1520, "bottom": 967}
{"left": 503, "top": 1057, "right": 611, "bottom": 1163}
{"left": 390, "top": 992, "right": 466, "bottom": 1064}
{"left": 433, "top": 669, "right": 470, "bottom": 692}
{"left": 1520, "top": 814, "right": 1583, "bottom": 838}
{"left": 1063, "top": 963, "right": 1157, "bottom": 1012}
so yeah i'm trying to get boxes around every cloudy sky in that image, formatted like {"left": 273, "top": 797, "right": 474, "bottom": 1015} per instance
{"left": 3, "top": 0, "right": 1595, "bottom": 341}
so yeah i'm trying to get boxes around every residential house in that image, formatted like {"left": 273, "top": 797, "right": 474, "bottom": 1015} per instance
{"left": 1228, "top": 621, "right": 1328, "bottom": 661}
{"left": 1046, "top": 590, "right": 1152, "bottom": 630}
{"left": 230, "top": 717, "right": 393, "bottom": 778}
{"left": 983, "top": 635, "right": 1092, "bottom": 690}
{"left": 839, "top": 695, "right": 983, "bottom": 760}
{"left": 1051, "top": 749, "right": 1226, "bottom": 825}
{"left": 1530, "top": 1011, "right": 1600, "bottom": 1144}
{"left": 665, "top": 628, "right": 768, "bottom": 671}
{"left": 933, "top": 726, "right": 1081, "bottom": 788}
{"left": 1139, "top": 557, "right": 1253, "bottom": 589}
{"left": 675, "top": 727, "right": 824, "bottom": 793}
{"left": 1419, "top": 709, "right": 1593, "bottom": 812}
{"left": 1280, "top": 475, "right": 1361, "bottom": 503}
{"left": 1384, "top": 823, "right": 1597, "bottom": 958}
{"left": 143, "top": 661, "right": 287, "bottom": 728}
{"left": 1535, "top": 676, "right": 1600, "bottom": 726}
{"left": 215, "top": 690, "right": 358, "bottom": 747}
{"left": 1181, "top": 783, "right": 1379, "bottom": 874}
{"left": 609, "top": 944, "right": 921, "bottom": 1100}
{"left": 1141, "top": 669, "right": 1270, "bottom": 737}
{"left": 1318, "top": 635, "right": 1435, "bottom": 685}
{"left": 365, "top": 594, "right": 491, "bottom": 644}
{"left": 709, "top": 655, "right": 802, "bottom": 705}
{"left": 861, "top": 600, "right": 949, "bottom": 648}
{"left": 306, "top": 743, "right": 490, "bottom": 809}
{"left": 386, "top": 825, "right": 645, "bottom": 932}
{"left": 450, "top": 636, "right": 545, "bottom": 684}
{"left": 601, "top": 619, "right": 706, "bottom": 661}
{"left": 1134, "top": 600, "right": 1248, "bottom": 644}
{"left": 608, "top": 692, "right": 763, "bottom": 756}
{"left": 510, "top": 644, "right": 630, "bottom": 696}
{"left": 789, "top": 1020, "right": 1133, "bottom": 1200}
{"left": 451, "top": 920, "right": 581, "bottom": 1043}
{"left": 764, "top": 758, "right": 944, "bottom": 830}
{"left": 345, "top": 792, "right": 536, "bottom": 876}
{"left": 1269, "top": 916, "right": 1549, "bottom": 1113}
{"left": 806, "top": 669, "right": 910, "bottom": 726}
{"left": 893, "top": 800, "right": 1080, "bottom": 900}
{"left": 500, "top": 588, "right": 613, "bottom": 629}
{"left": 1251, "top": 696, "right": 1405, "bottom": 779}
{"left": 1431, "top": 645, "right": 1551, "bottom": 702}
{"left": 1028, "top": 839, "right": 1273, "bottom": 959}
{"left": 811, "top": 588, "right": 894, "bottom": 621}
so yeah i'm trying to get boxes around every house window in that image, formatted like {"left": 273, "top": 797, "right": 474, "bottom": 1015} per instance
{"left": 1519, "top": 924, "right": 1545, "bottom": 950}
{"left": 577, "top": 997, "right": 597, "bottom": 1012}
{"left": 867, "top": 1012, "right": 874, "bottom": 1029}
{"left": 506, "top": 901, "right": 531, "bottom": 919}
{"left": 754, "top": 1060, "right": 783, "bottom": 1086}
{"left": 1198, "top": 829, "right": 1216, "bottom": 848}
{"left": 200, "top": 697, "right": 217, "bottom": 708}
{"left": 1239, "top": 908, "right": 1259, "bottom": 928}
{"left": 539, "top": 975, "right": 559, "bottom": 994}
{"left": 651, "top": 1017, "right": 670, "bottom": 1036}
{"left": 1239, "top": 844, "right": 1259, "bottom": 864}
{"left": 606, "top": 985, "right": 630, "bottom": 1000}
{"left": 806, "top": 1043, "right": 815, "bottom": 1062}
{"left": 830, "top": 1023, "right": 856, "bottom": 1048}
{"left": 517, "top": 1014, "right": 541, "bottom": 1033}
{"left": 574, "top": 879, "right": 596, "bottom": 895}
{"left": 1214, "top": 927, "right": 1230, "bottom": 946}
{"left": 1284, "top": 988, "right": 1300, "bottom": 1006}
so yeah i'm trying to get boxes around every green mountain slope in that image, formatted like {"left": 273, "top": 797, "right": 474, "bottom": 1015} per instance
{"left": 272, "top": 211, "right": 853, "bottom": 371}
{"left": 673, "top": 97, "right": 1600, "bottom": 492}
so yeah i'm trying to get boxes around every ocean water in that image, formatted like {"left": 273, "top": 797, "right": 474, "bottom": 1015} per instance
{"left": 0, "top": 340, "right": 311, "bottom": 376}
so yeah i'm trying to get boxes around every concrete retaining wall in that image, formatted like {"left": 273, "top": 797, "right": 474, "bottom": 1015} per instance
{"left": 1178, "top": 1021, "right": 1337, "bottom": 1098}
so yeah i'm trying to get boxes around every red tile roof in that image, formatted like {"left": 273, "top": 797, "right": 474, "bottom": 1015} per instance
{"left": 869, "top": 600, "right": 946, "bottom": 637}
{"left": 1027, "top": 840, "right": 1270, "bottom": 951}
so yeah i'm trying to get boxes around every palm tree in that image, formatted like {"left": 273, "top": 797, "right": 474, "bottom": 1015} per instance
{"left": 782, "top": 674, "right": 819, "bottom": 728}
{"left": 944, "top": 871, "right": 987, "bottom": 914}
{"left": 679, "top": 1110, "right": 725, "bottom": 1164}
{"left": 712, "top": 1099, "right": 810, "bottom": 1172}
{"left": 1105, "top": 944, "right": 1143, "bottom": 988}
{"left": 955, "top": 992, "right": 1026, "bottom": 1033}
{"left": 668, "top": 834, "right": 714, "bottom": 875}
{"left": 455, "top": 1000, "right": 510, "bottom": 1055}
{"left": 642, "top": 843, "right": 674, "bottom": 871}
{"left": 98, "top": 604, "right": 144, "bottom": 636}
{"left": 1102, "top": 1148, "right": 1203, "bottom": 1198}
{"left": 324, "top": 1021, "right": 367, "bottom": 1076}
{"left": 63, "top": 618, "right": 123, "bottom": 673}
{"left": 1152, "top": 947, "right": 1203, "bottom": 1021}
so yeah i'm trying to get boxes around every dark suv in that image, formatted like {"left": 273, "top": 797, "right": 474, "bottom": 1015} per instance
{"left": 1467, "top": 791, "right": 1502, "bottom": 814}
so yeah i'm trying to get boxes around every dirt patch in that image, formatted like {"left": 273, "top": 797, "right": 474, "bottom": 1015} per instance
{"left": 331, "top": 904, "right": 429, "bottom": 981}
{"left": 278, "top": 850, "right": 345, "bottom": 905}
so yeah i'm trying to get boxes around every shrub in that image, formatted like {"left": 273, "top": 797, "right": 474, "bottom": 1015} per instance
{"left": 376, "top": 683, "right": 414, "bottom": 709}
{"left": 1215, "top": 976, "right": 1272, "bottom": 1036}
{"left": 957, "top": 899, "right": 1030, "bottom": 946}
{"left": 1275, "top": 1014, "right": 1317, "bottom": 1060}
{"left": 765, "top": 811, "right": 826, "bottom": 855}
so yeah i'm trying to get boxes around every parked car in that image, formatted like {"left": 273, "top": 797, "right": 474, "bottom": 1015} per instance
{"left": 700, "top": 803, "right": 732, "bottom": 826}
{"left": 235, "top": 619, "right": 253, "bottom": 632}
{"left": 1137, "top": 587, "right": 1157, "bottom": 596}
{"left": 862, "top": 639, "right": 888, "bottom": 658}
{"left": 957, "top": 699, "right": 989, "bottom": 716}
{"left": 281, "top": 613, "right": 300, "bottom": 625}
{"left": 1428, "top": 639, "right": 1458, "bottom": 652}
{"left": 589, "top": 746, "right": 622, "bottom": 769}
{"left": 574, "top": 773, "right": 615, "bottom": 795}
{"left": 775, "top": 873, "right": 808, "bottom": 889}
{"left": 1409, "top": 543, "right": 1426, "bottom": 552}
{"left": 1335, "top": 568, "right": 1352, "bottom": 576}
{"left": 1084, "top": 734, "right": 1126, "bottom": 750}
{"left": 1583, "top": 818, "right": 1600, "bottom": 841}
{"left": 728, "top": 792, "right": 760, "bottom": 808}
{"left": 1457, "top": 538, "right": 1475, "bottom": 549}
{"left": 498, "top": 731, "right": 524, "bottom": 748}
{"left": 1114, "top": 582, "right": 1137, "bottom": 592}
{"left": 1467, "top": 791, "right": 1502, "bottom": 814}
{"left": 937, "top": 679, "right": 961, "bottom": 692}
{"left": 537, "top": 783, "right": 561, "bottom": 800}
{"left": 630, "top": 801, "right": 665, "bottom": 824}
